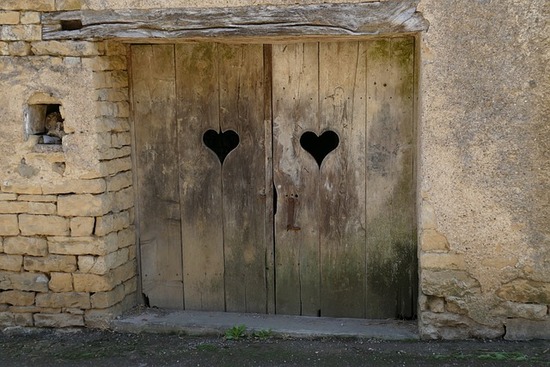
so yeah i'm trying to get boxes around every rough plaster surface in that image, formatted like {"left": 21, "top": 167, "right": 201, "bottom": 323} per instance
{"left": 417, "top": 0, "right": 549, "bottom": 336}
{"left": 0, "top": 56, "right": 100, "bottom": 181}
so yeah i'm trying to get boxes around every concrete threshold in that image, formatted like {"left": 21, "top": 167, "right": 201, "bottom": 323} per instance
{"left": 112, "top": 308, "right": 419, "bottom": 340}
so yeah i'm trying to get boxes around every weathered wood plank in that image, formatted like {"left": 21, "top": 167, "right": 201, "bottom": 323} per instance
{"left": 263, "top": 44, "right": 276, "bottom": 315}
{"left": 318, "top": 41, "right": 367, "bottom": 318}
{"left": 42, "top": 2, "right": 428, "bottom": 41}
{"left": 176, "top": 43, "right": 225, "bottom": 311}
{"left": 132, "top": 44, "right": 184, "bottom": 309}
{"left": 219, "top": 44, "right": 268, "bottom": 313}
{"left": 273, "top": 43, "right": 321, "bottom": 316}
{"left": 365, "top": 38, "right": 416, "bottom": 319}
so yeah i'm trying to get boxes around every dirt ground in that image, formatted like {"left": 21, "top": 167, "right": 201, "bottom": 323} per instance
{"left": 0, "top": 328, "right": 548, "bottom": 367}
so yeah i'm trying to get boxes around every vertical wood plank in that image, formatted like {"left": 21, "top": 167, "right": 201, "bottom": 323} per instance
{"left": 132, "top": 44, "right": 183, "bottom": 308}
{"left": 219, "top": 44, "right": 269, "bottom": 313}
{"left": 318, "top": 41, "right": 367, "bottom": 318}
{"left": 365, "top": 37, "right": 416, "bottom": 318}
{"left": 176, "top": 43, "right": 225, "bottom": 311}
{"left": 272, "top": 43, "right": 321, "bottom": 316}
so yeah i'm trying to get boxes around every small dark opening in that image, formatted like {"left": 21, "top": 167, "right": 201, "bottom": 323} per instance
{"left": 300, "top": 130, "right": 339, "bottom": 168}
{"left": 39, "top": 104, "right": 64, "bottom": 144}
{"left": 60, "top": 19, "right": 83, "bottom": 31}
{"left": 202, "top": 129, "right": 240, "bottom": 164}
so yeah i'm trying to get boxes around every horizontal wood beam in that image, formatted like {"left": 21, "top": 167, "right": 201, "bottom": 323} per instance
{"left": 42, "top": 1, "right": 428, "bottom": 41}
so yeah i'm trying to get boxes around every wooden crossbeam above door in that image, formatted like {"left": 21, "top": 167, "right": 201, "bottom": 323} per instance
{"left": 42, "top": 1, "right": 428, "bottom": 41}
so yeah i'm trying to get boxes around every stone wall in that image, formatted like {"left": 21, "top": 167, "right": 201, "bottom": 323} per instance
{"left": 417, "top": 0, "right": 549, "bottom": 339}
{"left": 0, "top": 0, "right": 136, "bottom": 328}
{"left": 0, "top": 0, "right": 548, "bottom": 339}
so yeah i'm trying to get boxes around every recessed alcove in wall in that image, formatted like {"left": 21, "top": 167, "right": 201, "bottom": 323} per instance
{"left": 25, "top": 96, "right": 66, "bottom": 149}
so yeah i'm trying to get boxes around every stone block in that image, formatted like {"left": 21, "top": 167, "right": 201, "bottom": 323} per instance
{"left": 91, "top": 284, "right": 125, "bottom": 309}
{"left": 19, "top": 215, "right": 70, "bottom": 236}
{"left": 421, "top": 270, "right": 481, "bottom": 298}
{"left": 95, "top": 117, "right": 130, "bottom": 133}
{"left": 420, "top": 312, "right": 504, "bottom": 340}
{"left": 0, "top": 238, "right": 3, "bottom": 253}
{"left": 1, "top": 181, "right": 41, "bottom": 195}
{"left": 497, "top": 279, "right": 550, "bottom": 304}
{"left": 104, "top": 41, "right": 127, "bottom": 56}
{"left": 86, "top": 56, "right": 127, "bottom": 71}
{"left": 35, "top": 292, "right": 90, "bottom": 309}
{"left": 8, "top": 40, "right": 32, "bottom": 55}
{"left": 58, "top": 194, "right": 110, "bottom": 217}
{"left": 42, "top": 179, "right": 106, "bottom": 195}
{"left": 73, "top": 273, "right": 115, "bottom": 292}
{"left": 17, "top": 195, "right": 57, "bottom": 202}
{"left": 49, "top": 272, "right": 73, "bottom": 292}
{"left": 0, "top": 254, "right": 22, "bottom": 272}
{"left": 112, "top": 132, "right": 132, "bottom": 148}
{"left": 0, "top": 25, "right": 41, "bottom": 41}
{"left": 31, "top": 41, "right": 101, "bottom": 56}
{"left": 123, "top": 277, "right": 137, "bottom": 295}
{"left": 48, "top": 235, "right": 117, "bottom": 256}
{"left": 34, "top": 313, "right": 84, "bottom": 328}
{"left": 0, "top": 201, "right": 56, "bottom": 215}
{"left": 20, "top": 12, "right": 40, "bottom": 24}
{"left": 0, "top": 215, "right": 19, "bottom": 236}
{"left": 4, "top": 236, "right": 47, "bottom": 256}
{"left": 10, "top": 306, "right": 60, "bottom": 314}
{"left": 55, "top": 0, "right": 81, "bottom": 10}
{"left": 1, "top": 0, "right": 55, "bottom": 11}
{"left": 117, "top": 227, "right": 135, "bottom": 248}
{"left": 505, "top": 319, "right": 550, "bottom": 340}
{"left": 421, "top": 253, "right": 466, "bottom": 270}
{"left": 70, "top": 217, "right": 95, "bottom": 237}
{"left": 493, "top": 301, "right": 548, "bottom": 320}
{"left": 94, "top": 71, "right": 128, "bottom": 89}
{"left": 78, "top": 248, "right": 128, "bottom": 275}
{"left": 65, "top": 308, "right": 84, "bottom": 315}
{"left": 113, "top": 187, "right": 134, "bottom": 212}
{"left": 24, "top": 255, "right": 77, "bottom": 273}
{"left": 112, "top": 260, "right": 136, "bottom": 285}
{"left": 0, "top": 271, "right": 49, "bottom": 292}
{"left": 0, "top": 193, "right": 17, "bottom": 201}
{"left": 8, "top": 41, "right": 31, "bottom": 56}
{"left": 0, "top": 312, "right": 14, "bottom": 327}
{"left": 420, "top": 229, "right": 450, "bottom": 252}
{"left": 0, "top": 290, "right": 35, "bottom": 306}
{"left": 95, "top": 211, "right": 129, "bottom": 236}
{"left": 0, "top": 11, "right": 19, "bottom": 25}
{"left": 95, "top": 88, "right": 129, "bottom": 102}
{"left": 14, "top": 313, "right": 33, "bottom": 327}
{"left": 99, "top": 146, "right": 131, "bottom": 161}
{"left": 103, "top": 157, "right": 132, "bottom": 177}
{"left": 0, "top": 41, "right": 7, "bottom": 55}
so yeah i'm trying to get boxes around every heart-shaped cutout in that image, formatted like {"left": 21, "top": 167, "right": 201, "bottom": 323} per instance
{"left": 203, "top": 129, "right": 240, "bottom": 164}
{"left": 300, "top": 130, "right": 339, "bottom": 168}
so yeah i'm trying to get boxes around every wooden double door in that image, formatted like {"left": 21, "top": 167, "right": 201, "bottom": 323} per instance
{"left": 131, "top": 39, "right": 416, "bottom": 319}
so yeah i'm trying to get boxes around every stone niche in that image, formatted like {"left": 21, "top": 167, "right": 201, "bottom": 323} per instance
{"left": 25, "top": 93, "right": 65, "bottom": 149}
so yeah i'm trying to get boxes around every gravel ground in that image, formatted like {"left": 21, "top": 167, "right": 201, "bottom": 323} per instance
{"left": 0, "top": 328, "right": 549, "bottom": 367}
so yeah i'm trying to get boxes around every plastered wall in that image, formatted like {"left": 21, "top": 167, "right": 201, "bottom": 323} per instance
{"left": 0, "top": 0, "right": 548, "bottom": 339}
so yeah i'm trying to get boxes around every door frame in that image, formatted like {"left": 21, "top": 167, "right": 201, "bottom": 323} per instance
{"left": 129, "top": 38, "right": 420, "bottom": 319}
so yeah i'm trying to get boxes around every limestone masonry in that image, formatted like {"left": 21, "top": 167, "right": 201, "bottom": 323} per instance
{"left": 0, "top": 0, "right": 548, "bottom": 339}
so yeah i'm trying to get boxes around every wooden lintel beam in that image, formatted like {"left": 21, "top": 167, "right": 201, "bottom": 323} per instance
{"left": 41, "top": 1, "right": 428, "bottom": 41}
